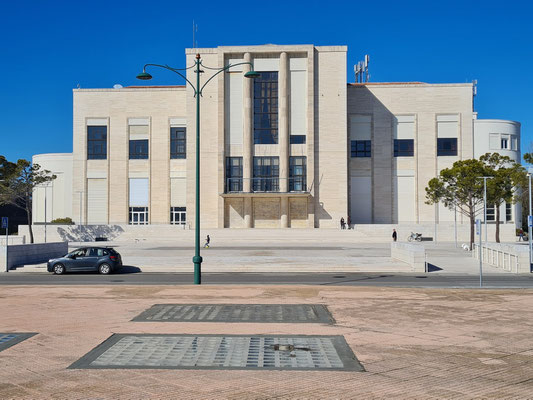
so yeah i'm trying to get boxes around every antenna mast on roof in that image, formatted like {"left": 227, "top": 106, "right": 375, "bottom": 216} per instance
{"left": 192, "top": 20, "right": 198, "bottom": 48}
{"left": 354, "top": 55, "right": 370, "bottom": 83}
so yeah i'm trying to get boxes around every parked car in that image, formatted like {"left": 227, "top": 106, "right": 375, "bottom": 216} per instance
{"left": 47, "top": 247, "right": 122, "bottom": 275}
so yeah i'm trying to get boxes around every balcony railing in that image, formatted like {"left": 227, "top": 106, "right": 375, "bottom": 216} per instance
{"left": 225, "top": 178, "right": 308, "bottom": 193}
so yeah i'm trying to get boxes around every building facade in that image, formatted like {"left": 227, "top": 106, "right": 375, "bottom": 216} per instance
{"left": 32, "top": 44, "right": 522, "bottom": 230}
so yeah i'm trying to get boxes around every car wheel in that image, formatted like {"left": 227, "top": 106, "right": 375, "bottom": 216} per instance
{"left": 99, "top": 263, "right": 111, "bottom": 275}
{"left": 53, "top": 264, "right": 65, "bottom": 275}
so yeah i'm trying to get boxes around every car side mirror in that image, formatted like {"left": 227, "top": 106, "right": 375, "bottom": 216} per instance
{"left": 69, "top": 255, "right": 76, "bottom": 259}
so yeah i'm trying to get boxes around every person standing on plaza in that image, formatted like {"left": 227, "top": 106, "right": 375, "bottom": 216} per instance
{"left": 347, "top": 216, "right": 351, "bottom": 230}
{"left": 392, "top": 229, "right": 397, "bottom": 242}
{"left": 340, "top": 217, "right": 345, "bottom": 230}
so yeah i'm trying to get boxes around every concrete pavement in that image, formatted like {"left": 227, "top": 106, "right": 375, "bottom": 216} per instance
{"left": 1, "top": 284, "right": 533, "bottom": 399}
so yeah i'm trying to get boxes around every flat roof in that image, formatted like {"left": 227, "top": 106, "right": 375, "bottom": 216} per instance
{"left": 348, "top": 82, "right": 473, "bottom": 88}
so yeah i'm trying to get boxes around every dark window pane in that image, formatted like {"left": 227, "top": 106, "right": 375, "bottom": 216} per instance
{"left": 289, "top": 156, "right": 307, "bottom": 192}
{"left": 225, "top": 157, "right": 243, "bottom": 192}
{"left": 253, "top": 72, "right": 278, "bottom": 144}
{"left": 290, "top": 135, "right": 306, "bottom": 144}
{"left": 394, "top": 139, "right": 414, "bottom": 157}
{"left": 129, "top": 139, "right": 149, "bottom": 159}
{"left": 87, "top": 126, "right": 107, "bottom": 160}
{"left": 350, "top": 140, "right": 371, "bottom": 157}
{"left": 252, "top": 156, "right": 280, "bottom": 192}
{"left": 170, "top": 127, "right": 186, "bottom": 159}
{"left": 437, "top": 138, "right": 458, "bottom": 156}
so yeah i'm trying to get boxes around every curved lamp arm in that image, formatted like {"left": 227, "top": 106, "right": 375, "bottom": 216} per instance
{"left": 142, "top": 63, "right": 198, "bottom": 95}
{"left": 199, "top": 62, "right": 255, "bottom": 95}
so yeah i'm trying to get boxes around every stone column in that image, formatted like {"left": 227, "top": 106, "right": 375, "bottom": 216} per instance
{"left": 279, "top": 52, "right": 289, "bottom": 228}
{"left": 243, "top": 52, "right": 252, "bottom": 193}
{"left": 280, "top": 197, "right": 289, "bottom": 228}
{"left": 243, "top": 53, "right": 253, "bottom": 228}
{"left": 244, "top": 197, "right": 252, "bottom": 228}
{"left": 279, "top": 52, "right": 289, "bottom": 194}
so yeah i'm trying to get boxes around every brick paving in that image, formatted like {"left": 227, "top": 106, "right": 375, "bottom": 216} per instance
{"left": 0, "top": 285, "right": 532, "bottom": 399}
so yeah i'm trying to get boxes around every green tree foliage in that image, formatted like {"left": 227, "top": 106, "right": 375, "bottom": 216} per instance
{"left": 480, "top": 153, "right": 527, "bottom": 243}
{"left": 51, "top": 217, "right": 73, "bottom": 224}
{"left": 425, "top": 159, "right": 486, "bottom": 249}
{"left": 0, "top": 157, "right": 56, "bottom": 243}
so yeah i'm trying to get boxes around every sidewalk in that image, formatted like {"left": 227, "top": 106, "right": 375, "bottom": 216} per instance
{"left": 1, "top": 284, "right": 532, "bottom": 399}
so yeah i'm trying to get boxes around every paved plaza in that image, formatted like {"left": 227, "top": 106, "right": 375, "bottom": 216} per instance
{"left": 1, "top": 284, "right": 532, "bottom": 399}
{"left": 12, "top": 227, "right": 514, "bottom": 275}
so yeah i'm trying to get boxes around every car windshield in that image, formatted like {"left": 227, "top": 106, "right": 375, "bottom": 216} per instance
{"left": 67, "top": 249, "right": 87, "bottom": 257}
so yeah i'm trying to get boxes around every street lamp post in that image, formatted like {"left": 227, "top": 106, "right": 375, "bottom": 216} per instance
{"left": 477, "top": 176, "right": 493, "bottom": 253}
{"left": 137, "top": 56, "right": 259, "bottom": 284}
{"left": 527, "top": 167, "right": 533, "bottom": 269}
{"left": 39, "top": 183, "right": 53, "bottom": 243}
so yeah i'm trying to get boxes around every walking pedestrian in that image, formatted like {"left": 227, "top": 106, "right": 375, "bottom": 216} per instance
{"left": 392, "top": 229, "right": 397, "bottom": 242}
{"left": 340, "top": 217, "right": 345, "bottom": 230}
{"left": 347, "top": 216, "right": 351, "bottom": 230}
{"left": 519, "top": 229, "right": 524, "bottom": 242}
{"left": 204, "top": 234, "right": 210, "bottom": 248}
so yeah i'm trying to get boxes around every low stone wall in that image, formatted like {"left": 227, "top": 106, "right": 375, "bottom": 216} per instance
{"left": 472, "top": 242, "right": 531, "bottom": 273}
{"left": 0, "top": 236, "right": 26, "bottom": 245}
{"left": 391, "top": 242, "right": 426, "bottom": 272}
{"left": 0, "top": 242, "right": 68, "bottom": 272}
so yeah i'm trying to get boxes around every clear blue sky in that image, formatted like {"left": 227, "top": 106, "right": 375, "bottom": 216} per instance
{"left": 1, "top": 0, "right": 531, "bottom": 162}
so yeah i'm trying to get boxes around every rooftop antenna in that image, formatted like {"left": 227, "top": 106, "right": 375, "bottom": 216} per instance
{"left": 472, "top": 79, "right": 478, "bottom": 111}
{"left": 354, "top": 55, "right": 370, "bottom": 83}
{"left": 192, "top": 20, "right": 198, "bottom": 48}
{"left": 364, "top": 55, "right": 370, "bottom": 82}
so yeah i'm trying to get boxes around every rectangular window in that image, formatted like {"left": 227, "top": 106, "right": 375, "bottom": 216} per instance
{"left": 170, "top": 207, "right": 186, "bottom": 225}
{"left": 289, "top": 156, "right": 306, "bottom": 192}
{"left": 506, "top": 203, "right": 512, "bottom": 222}
{"left": 253, "top": 156, "right": 279, "bottom": 192}
{"left": 87, "top": 126, "right": 107, "bottom": 160}
{"left": 129, "top": 139, "right": 149, "bottom": 159}
{"left": 351, "top": 140, "right": 371, "bottom": 157}
{"left": 129, "top": 207, "right": 149, "bottom": 225}
{"left": 486, "top": 205, "right": 495, "bottom": 222}
{"left": 226, "top": 157, "right": 243, "bottom": 192}
{"left": 253, "top": 72, "right": 278, "bottom": 144}
{"left": 170, "top": 127, "right": 186, "bottom": 159}
{"left": 437, "top": 138, "right": 458, "bottom": 156}
{"left": 290, "top": 135, "right": 306, "bottom": 144}
{"left": 501, "top": 134, "right": 510, "bottom": 150}
{"left": 394, "top": 139, "right": 414, "bottom": 157}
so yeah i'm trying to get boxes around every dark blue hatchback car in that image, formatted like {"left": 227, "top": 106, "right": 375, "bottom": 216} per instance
{"left": 47, "top": 247, "right": 122, "bottom": 275}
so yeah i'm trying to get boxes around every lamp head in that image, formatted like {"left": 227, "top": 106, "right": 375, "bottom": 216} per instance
{"left": 244, "top": 70, "right": 260, "bottom": 79}
{"left": 136, "top": 71, "right": 153, "bottom": 80}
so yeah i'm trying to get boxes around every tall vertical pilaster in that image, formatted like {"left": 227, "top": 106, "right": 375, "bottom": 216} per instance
{"left": 279, "top": 52, "right": 289, "bottom": 193}
{"left": 243, "top": 53, "right": 253, "bottom": 227}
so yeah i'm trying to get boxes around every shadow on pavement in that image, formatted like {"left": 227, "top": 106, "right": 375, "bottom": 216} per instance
{"left": 116, "top": 266, "right": 142, "bottom": 274}
{"left": 320, "top": 274, "right": 393, "bottom": 286}
{"left": 427, "top": 263, "right": 443, "bottom": 272}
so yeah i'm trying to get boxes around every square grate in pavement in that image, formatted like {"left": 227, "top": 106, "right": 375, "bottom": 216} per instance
{"left": 69, "top": 334, "right": 363, "bottom": 371}
{"left": 132, "top": 304, "right": 335, "bottom": 324}
{"left": 0, "top": 333, "right": 37, "bottom": 352}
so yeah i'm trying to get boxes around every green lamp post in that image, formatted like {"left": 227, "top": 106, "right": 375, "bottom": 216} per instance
{"left": 137, "top": 54, "right": 258, "bottom": 284}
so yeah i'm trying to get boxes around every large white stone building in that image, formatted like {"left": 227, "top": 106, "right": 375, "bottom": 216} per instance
{"left": 32, "top": 44, "right": 521, "bottom": 235}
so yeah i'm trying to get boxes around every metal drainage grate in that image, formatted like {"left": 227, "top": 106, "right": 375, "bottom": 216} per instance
{"left": 132, "top": 304, "right": 334, "bottom": 324}
{"left": 0, "top": 333, "right": 37, "bottom": 352}
{"left": 69, "top": 334, "right": 363, "bottom": 371}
